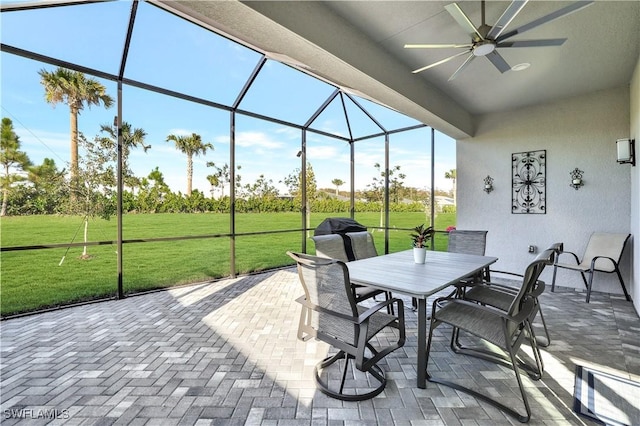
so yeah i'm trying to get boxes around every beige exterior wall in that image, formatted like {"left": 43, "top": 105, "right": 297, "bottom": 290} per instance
{"left": 457, "top": 85, "right": 634, "bottom": 303}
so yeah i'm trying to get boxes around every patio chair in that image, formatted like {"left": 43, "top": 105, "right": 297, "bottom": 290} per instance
{"left": 312, "top": 232, "right": 389, "bottom": 307}
{"left": 551, "top": 233, "right": 631, "bottom": 303}
{"left": 346, "top": 231, "right": 379, "bottom": 260}
{"left": 425, "top": 248, "right": 555, "bottom": 423}
{"left": 447, "top": 229, "right": 489, "bottom": 287}
{"left": 287, "top": 251, "right": 405, "bottom": 401}
{"left": 423, "top": 230, "right": 488, "bottom": 310}
{"left": 461, "top": 243, "right": 562, "bottom": 354}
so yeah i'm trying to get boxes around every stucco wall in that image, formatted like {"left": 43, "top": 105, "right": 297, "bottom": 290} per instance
{"left": 457, "top": 86, "right": 633, "bottom": 299}
{"left": 630, "top": 56, "right": 639, "bottom": 313}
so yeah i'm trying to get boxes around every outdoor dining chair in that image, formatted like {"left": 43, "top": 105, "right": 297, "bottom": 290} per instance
{"left": 425, "top": 248, "right": 555, "bottom": 423}
{"left": 287, "top": 251, "right": 405, "bottom": 401}
{"left": 447, "top": 229, "right": 489, "bottom": 287}
{"left": 460, "top": 243, "right": 562, "bottom": 354}
{"left": 551, "top": 232, "right": 631, "bottom": 303}
{"left": 421, "top": 230, "right": 488, "bottom": 310}
{"left": 312, "top": 232, "right": 390, "bottom": 307}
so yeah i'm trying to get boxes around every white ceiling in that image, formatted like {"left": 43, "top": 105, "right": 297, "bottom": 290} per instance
{"left": 159, "top": 1, "right": 639, "bottom": 138}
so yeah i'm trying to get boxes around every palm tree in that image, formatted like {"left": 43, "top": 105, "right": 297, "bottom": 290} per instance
{"left": 445, "top": 168, "right": 457, "bottom": 203}
{"left": 1, "top": 118, "right": 32, "bottom": 216}
{"left": 166, "top": 133, "right": 213, "bottom": 195}
{"left": 39, "top": 67, "right": 113, "bottom": 183}
{"left": 331, "top": 178, "right": 344, "bottom": 196}
{"left": 98, "top": 121, "right": 150, "bottom": 194}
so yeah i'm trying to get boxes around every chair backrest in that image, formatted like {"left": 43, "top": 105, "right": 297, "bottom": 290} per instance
{"left": 547, "top": 242, "right": 563, "bottom": 264}
{"left": 287, "top": 251, "right": 359, "bottom": 343}
{"left": 582, "top": 233, "right": 630, "bottom": 271}
{"left": 346, "top": 231, "right": 378, "bottom": 260}
{"left": 447, "top": 230, "right": 488, "bottom": 256}
{"left": 312, "top": 234, "right": 350, "bottom": 262}
{"left": 508, "top": 248, "right": 555, "bottom": 317}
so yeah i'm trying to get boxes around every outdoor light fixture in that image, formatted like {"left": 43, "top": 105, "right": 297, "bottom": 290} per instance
{"left": 483, "top": 175, "right": 494, "bottom": 193}
{"left": 569, "top": 168, "right": 584, "bottom": 190}
{"left": 616, "top": 138, "right": 635, "bottom": 166}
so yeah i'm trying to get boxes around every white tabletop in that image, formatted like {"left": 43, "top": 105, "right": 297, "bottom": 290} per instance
{"left": 347, "top": 249, "right": 498, "bottom": 298}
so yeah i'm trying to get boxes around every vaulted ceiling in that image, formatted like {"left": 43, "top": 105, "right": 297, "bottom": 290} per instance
{"left": 157, "top": 1, "right": 639, "bottom": 138}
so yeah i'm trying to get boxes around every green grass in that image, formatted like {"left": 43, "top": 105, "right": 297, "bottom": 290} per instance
{"left": 1, "top": 212, "right": 455, "bottom": 316}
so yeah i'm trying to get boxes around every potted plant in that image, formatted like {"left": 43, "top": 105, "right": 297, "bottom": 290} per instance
{"left": 410, "top": 224, "right": 434, "bottom": 263}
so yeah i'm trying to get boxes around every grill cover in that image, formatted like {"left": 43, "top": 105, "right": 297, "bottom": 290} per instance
{"left": 314, "top": 217, "right": 367, "bottom": 236}
{"left": 314, "top": 218, "right": 368, "bottom": 261}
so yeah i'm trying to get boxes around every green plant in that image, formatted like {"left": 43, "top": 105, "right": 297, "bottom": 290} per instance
{"left": 410, "top": 224, "right": 434, "bottom": 248}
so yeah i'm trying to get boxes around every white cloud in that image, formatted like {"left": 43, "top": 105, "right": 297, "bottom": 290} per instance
{"left": 166, "top": 128, "right": 195, "bottom": 137}
{"left": 235, "top": 131, "right": 284, "bottom": 149}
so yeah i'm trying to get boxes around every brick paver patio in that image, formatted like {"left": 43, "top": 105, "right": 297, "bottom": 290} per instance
{"left": 1, "top": 268, "right": 638, "bottom": 425}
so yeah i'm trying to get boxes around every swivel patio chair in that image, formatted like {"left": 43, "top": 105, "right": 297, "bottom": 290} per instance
{"left": 346, "top": 231, "right": 379, "bottom": 260}
{"left": 287, "top": 251, "right": 405, "bottom": 401}
{"left": 460, "top": 243, "right": 561, "bottom": 355}
{"left": 551, "top": 233, "right": 631, "bottom": 303}
{"left": 425, "top": 248, "right": 555, "bottom": 423}
{"left": 312, "top": 232, "right": 390, "bottom": 307}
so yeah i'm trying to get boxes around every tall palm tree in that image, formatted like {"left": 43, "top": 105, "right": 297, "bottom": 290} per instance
{"left": 166, "top": 133, "right": 213, "bottom": 195}
{"left": 99, "top": 121, "right": 150, "bottom": 193}
{"left": 39, "top": 67, "right": 113, "bottom": 183}
{"left": 445, "top": 168, "right": 457, "bottom": 203}
{"left": 331, "top": 178, "right": 344, "bottom": 196}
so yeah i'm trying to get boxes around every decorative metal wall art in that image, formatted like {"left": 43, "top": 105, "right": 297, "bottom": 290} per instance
{"left": 512, "top": 150, "right": 546, "bottom": 214}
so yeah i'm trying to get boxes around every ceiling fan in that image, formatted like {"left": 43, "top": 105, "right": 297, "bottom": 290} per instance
{"left": 405, "top": 0, "right": 593, "bottom": 81}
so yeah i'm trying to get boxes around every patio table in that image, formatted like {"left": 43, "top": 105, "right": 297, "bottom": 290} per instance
{"left": 346, "top": 249, "right": 498, "bottom": 389}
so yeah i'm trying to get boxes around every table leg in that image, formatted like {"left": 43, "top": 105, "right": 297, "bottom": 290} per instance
{"left": 417, "top": 297, "right": 427, "bottom": 389}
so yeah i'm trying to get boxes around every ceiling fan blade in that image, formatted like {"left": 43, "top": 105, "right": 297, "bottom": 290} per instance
{"left": 486, "top": 0, "right": 529, "bottom": 40}
{"left": 448, "top": 55, "right": 475, "bottom": 81}
{"left": 498, "top": 38, "right": 567, "bottom": 48}
{"left": 444, "top": 2, "right": 484, "bottom": 40}
{"left": 411, "top": 50, "right": 471, "bottom": 74}
{"left": 485, "top": 51, "right": 511, "bottom": 73}
{"left": 496, "top": 1, "right": 594, "bottom": 42}
{"left": 405, "top": 43, "right": 472, "bottom": 49}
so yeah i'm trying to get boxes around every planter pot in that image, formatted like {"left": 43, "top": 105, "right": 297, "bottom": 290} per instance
{"left": 413, "top": 247, "right": 427, "bottom": 264}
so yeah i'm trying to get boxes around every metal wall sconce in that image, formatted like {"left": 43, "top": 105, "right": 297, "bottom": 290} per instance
{"left": 569, "top": 168, "right": 584, "bottom": 190}
{"left": 616, "top": 138, "right": 635, "bottom": 166}
{"left": 483, "top": 175, "right": 494, "bottom": 193}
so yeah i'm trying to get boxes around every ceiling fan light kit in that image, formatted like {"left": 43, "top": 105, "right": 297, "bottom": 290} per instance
{"left": 407, "top": 0, "right": 594, "bottom": 80}
{"left": 472, "top": 40, "right": 495, "bottom": 57}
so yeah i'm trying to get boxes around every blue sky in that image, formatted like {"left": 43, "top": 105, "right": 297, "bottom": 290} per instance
{"left": 1, "top": 0, "right": 456, "bottom": 196}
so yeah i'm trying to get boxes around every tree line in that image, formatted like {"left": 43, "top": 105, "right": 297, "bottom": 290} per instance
{"left": 1, "top": 67, "right": 454, "bottom": 219}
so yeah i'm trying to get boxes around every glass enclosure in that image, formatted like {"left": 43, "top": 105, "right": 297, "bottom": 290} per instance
{"left": 0, "top": 0, "right": 456, "bottom": 316}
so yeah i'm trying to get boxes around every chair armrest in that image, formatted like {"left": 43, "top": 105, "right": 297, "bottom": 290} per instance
{"left": 489, "top": 269, "right": 524, "bottom": 279}
{"left": 432, "top": 296, "right": 534, "bottom": 324}
{"left": 555, "top": 250, "right": 581, "bottom": 265}
{"left": 296, "top": 295, "right": 359, "bottom": 323}
{"left": 590, "top": 255, "right": 618, "bottom": 272}
{"left": 357, "top": 298, "right": 404, "bottom": 323}
{"left": 296, "top": 295, "right": 403, "bottom": 325}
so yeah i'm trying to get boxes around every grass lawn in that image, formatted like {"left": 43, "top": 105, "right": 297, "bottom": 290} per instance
{"left": 1, "top": 211, "right": 455, "bottom": 316}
